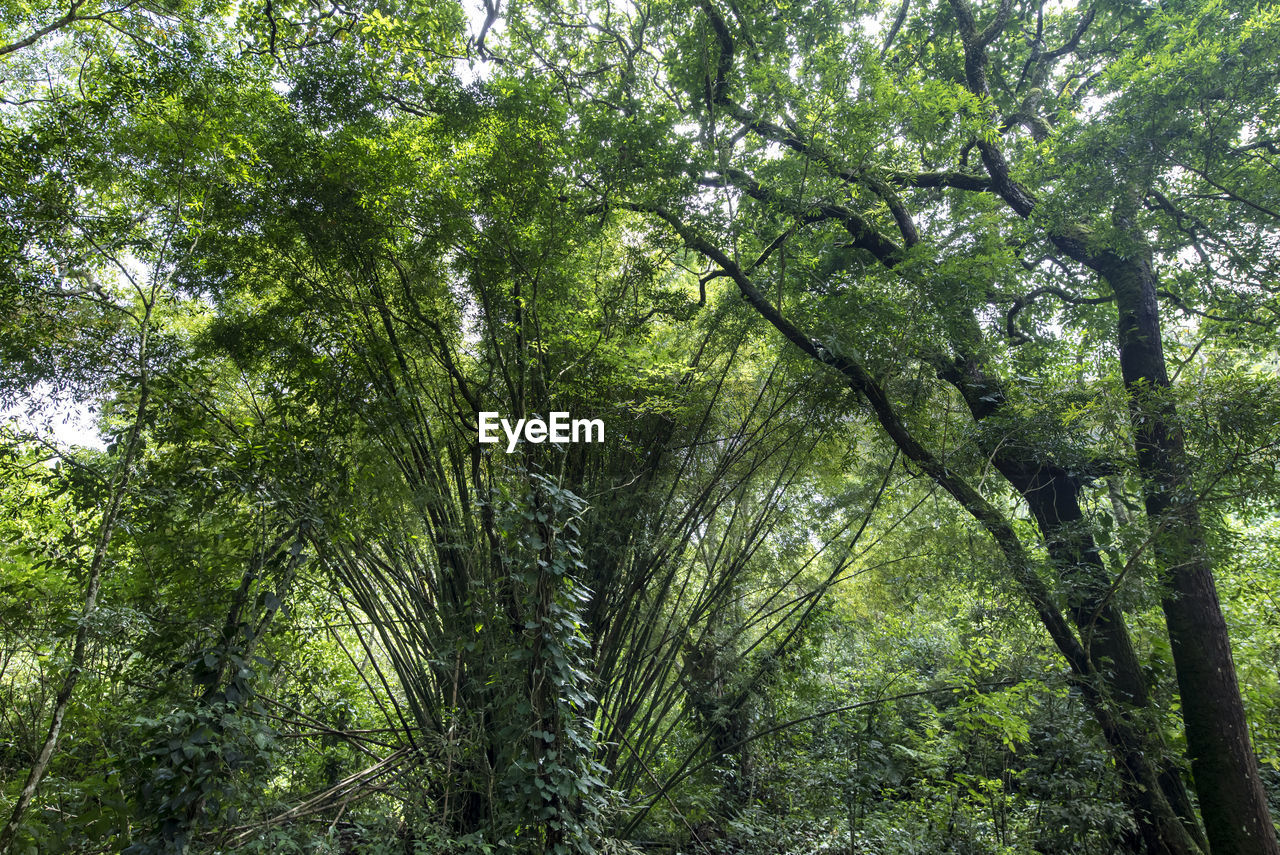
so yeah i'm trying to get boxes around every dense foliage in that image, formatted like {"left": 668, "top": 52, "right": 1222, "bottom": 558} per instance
{"left": 2, "top": 0, "right": 1279, "bottom": 851}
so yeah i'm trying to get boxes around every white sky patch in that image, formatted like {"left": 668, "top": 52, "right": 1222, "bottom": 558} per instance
{"left": 3, "top": 389, "right": 106, "bottom": 451}
{"left": 1079, "top": 91, "right": 1117, "bottom": 118}
{"left": 6, "top": 243, "right": 161, "bottom": 453}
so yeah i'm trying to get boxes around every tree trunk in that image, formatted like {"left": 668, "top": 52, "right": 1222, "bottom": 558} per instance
{"left": 940, "top": 354, "right": 1207, "bottom": 851}
{"left": 1101, "top": 244, "right": 1279, "bottom": 855}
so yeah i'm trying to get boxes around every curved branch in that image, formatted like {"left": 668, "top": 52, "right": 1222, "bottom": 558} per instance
{"left": 881, "top": 0, "right": 910, "bottom": 57}
{"left": 1043, "top": 5, "right": 1096, "bottom": 60}
{"left": 976, "top": 0, "right": 1013, "bottom": 48}
{"left": 1001, "top": 284, "right": 1114, "bottom": 343}
{"left": 0, "top": 0, "right": 87, "bottom": 56}
{"left": 1157, "top": 289, "right": 1272, "bottom": 328}
{"left": 890, "top": 169, "right": 992, "bottom": 193}
{"left": 708, "top": 167, "right": 906, "bottom": 264}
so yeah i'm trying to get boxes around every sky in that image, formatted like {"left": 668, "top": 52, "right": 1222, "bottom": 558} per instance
{"left": 3, "top": 392, "right": 105, "bottom": 451}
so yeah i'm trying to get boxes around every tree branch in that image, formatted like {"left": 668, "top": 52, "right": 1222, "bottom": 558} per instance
{"left": 0, "top": 0, "right": 87, "bottom": 57}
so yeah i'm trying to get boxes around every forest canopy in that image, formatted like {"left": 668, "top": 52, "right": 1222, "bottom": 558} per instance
{"left": 2, "top": 0, "right": 1280, "bottom": 852}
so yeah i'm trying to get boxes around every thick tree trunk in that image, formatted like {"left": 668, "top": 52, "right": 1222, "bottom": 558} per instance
{"left": 1102, "top": 247, "right": 1279, "bottom": 855}
{"left": 1011, "top": 460, "right": 1207, "bottom": 854}
{"left": 948, "top": 13, "right": 1275, "bottom": 836}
